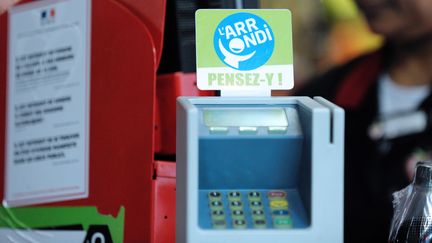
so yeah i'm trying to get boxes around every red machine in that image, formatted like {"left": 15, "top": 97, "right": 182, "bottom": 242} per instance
{"left": 0, "top": 0, "right": 215, "bottom": 242}
{"left": 0, "top": 0, "right": 182, "bottom": 242}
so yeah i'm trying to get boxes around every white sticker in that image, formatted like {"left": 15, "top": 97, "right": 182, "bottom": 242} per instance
{"left": 5, "top": 0, "right": 90, "bottom": 206}
{"left": 0, "top": 229, "right": 86, "bottom": 243}
{"left": 195, "top": 10, "right": 294, "bottom": 96}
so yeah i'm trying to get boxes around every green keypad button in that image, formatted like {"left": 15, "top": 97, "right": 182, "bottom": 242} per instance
{"left": 273, "top": 217, "right": 293, "bottom": 229}
{"left": 233, "top": 219, "right": 247, "bottom": 229}
{"left": 209, "top": 200, "right": 223, "bottom": 211}
{"left": 248, "top": 191, "right": 261, "bottom": 201}
{"left": 253, "top": 219, "right": 267, "bottom": 229}
{"left": 228, "top": 191, "right": 242, "bottom": 201}
{"left": 208, "top": 191, "right": 222, "bottom": 201}
{"left": 252, "top": 210, "right": 264, "bottom": 215}
{"left": 205, "top": 189, "right": 294, "bottom": 230}
{"left": 231, "top": 210, "right": 244, "bottom": 216}
{"left": 211, "top": 210, "right": 225, "bottom": 221}
{"left": 250, "top": 200, "right": 263, "bottom": 210}
{"left": 230, "top": 201, "right": 243, "bottom": 211}
{"left": 231, "top": 210, "right": 245, "bottom": 220}
{"left": 212, "top": 219, "right": 227, "bottom": 229}
{"left": 252, "top": 210, "right": 265, "bottom": 220}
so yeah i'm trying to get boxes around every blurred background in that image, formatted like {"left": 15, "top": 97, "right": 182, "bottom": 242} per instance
{"left": 261, "top": 0, "right": 383, "bottom": 93}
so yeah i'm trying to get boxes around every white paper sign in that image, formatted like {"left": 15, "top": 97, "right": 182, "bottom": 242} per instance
{"left": 5, "top": 0, "right": 90, "bottom": 206}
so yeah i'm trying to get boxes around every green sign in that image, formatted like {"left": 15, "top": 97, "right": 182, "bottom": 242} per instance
{"left": 0, "top": 206, "right": 124, "bottom": 242}
{"left": 196, "top": 9, "right": 293, "bottom": 92}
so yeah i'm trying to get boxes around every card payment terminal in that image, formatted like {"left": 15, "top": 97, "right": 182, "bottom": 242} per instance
{"left": 177, "top": 96, "right": 344, "bottom": 243}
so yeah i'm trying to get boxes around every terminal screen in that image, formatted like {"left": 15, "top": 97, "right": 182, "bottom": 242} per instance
{"left": 203, "top": 108, "right": 288, "bottom": 127}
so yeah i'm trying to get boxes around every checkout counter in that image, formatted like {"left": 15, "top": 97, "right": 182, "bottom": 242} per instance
{"left": 177, "top": 96, "right": 344, "bottom": 243}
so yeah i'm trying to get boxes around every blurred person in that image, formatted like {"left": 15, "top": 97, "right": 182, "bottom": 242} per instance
{"left": 296, "top": 0, "right": 432, "bottom": 242}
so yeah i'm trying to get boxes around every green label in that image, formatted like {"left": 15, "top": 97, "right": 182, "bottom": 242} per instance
{"left": 196, "top": 9, "right": 294, "bottom": 92}
{"left": 0, "top": 206, "right": 124, "bottom": 242}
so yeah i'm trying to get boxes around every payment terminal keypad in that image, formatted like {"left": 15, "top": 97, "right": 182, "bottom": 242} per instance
{"left": 206, "top": 190, "right": 293, "bottom": 229}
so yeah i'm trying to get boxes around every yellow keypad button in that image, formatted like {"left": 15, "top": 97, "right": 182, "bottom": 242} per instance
{"left": 270, "top": 200, "right": 288, "bottom": 209}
